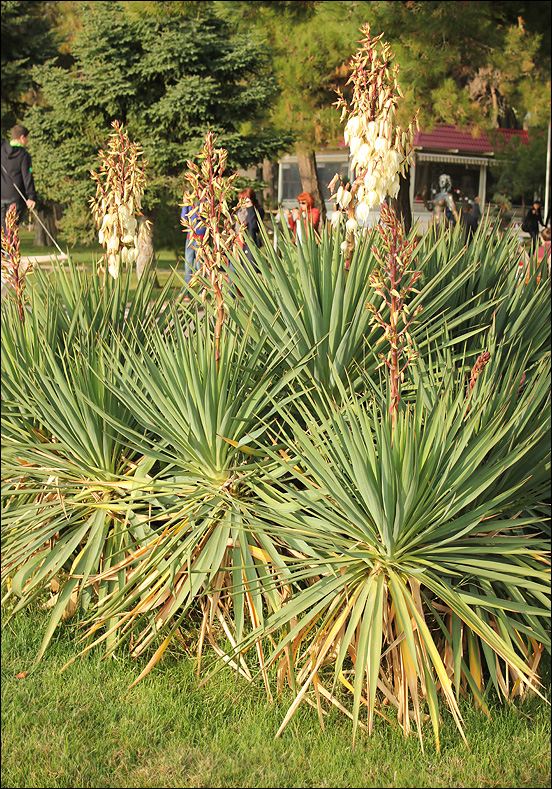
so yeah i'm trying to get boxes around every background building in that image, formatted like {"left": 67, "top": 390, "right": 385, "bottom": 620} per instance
{"left": 278, "top": 124, "right": 530, "bottom": 230}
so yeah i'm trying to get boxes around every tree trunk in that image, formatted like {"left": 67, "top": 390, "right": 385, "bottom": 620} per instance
{"left": 261, "top": 159, "right": 276, "bottom": 210}
{"left": 391, "top": 171, "right": 412, "bottom": 234}
{"left": 136, "top": 213, "right": 156, "bottom": 280}
{"left": 33, "top": 202, "right": 61, "bottom": 247}
{"left": 491, "top": 85, "right": 499, "bottom": 129}
{"left": 296, "top": 148, "right": 327, "bottom": 225}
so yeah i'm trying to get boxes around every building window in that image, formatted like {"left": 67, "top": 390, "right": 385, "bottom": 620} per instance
{"left": 280, "top": 156, "right": 351, "bottom": 207}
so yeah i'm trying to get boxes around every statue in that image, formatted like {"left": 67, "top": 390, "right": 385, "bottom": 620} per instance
{"left": 432, "top": 173, "right": 458, "bottom": 227}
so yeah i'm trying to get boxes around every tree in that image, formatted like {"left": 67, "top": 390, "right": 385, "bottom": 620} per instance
{"left": 0, "top": 0, "right": 58, "bottom": 135}
{"left": 220, "top": 1, "right": 357, "bottom": 224}
{"left": 489, "top": 127, "right": 548, "bottom": 214}
{"left": 343, "top": 1, "right": 551, "bottom": 229}
{"left": 132, "top": 1, "right": 335, "bottom": 216}
{"left": 25, "top": 0, "right": 292, "bottom": 263}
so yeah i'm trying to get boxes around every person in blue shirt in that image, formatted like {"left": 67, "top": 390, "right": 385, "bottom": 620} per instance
{"left": 181, "top": 201, "right": 206, "bottom": 284}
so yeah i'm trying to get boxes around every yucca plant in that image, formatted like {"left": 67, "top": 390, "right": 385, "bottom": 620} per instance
{"left": 1, "top": 282, "right": 169, "bottom": 656}
{"left": 201, "top": 22, "right": 550, "bottom": 751}
{"left": 228, "top": 355, "right": 550, "bottom": 751}
{"left": 1, "top": 127, "right": 177, "bottom": 658}
{"left": 58, "top": 309, "right": 310, "bottom": 687}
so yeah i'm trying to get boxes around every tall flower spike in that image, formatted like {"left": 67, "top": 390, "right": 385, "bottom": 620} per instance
{"left": 332, "top": 23, "right": 418, "bottom": 270}
{"left": 180, "top": 131, "right": 246, "bottom": 361}
{"left": 90, "top": 121, "right": 149, "bottom": 279}
{"left": 1, "top": 203, "right": 31, "bottom": 323}
{"left": 365, "top": 202, "right": 422, "bottom": 434}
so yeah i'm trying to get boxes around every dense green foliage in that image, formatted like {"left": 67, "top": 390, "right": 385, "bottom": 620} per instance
{"left": 24, "top": 0, "right": 292, "bottom": 243}
{"left": 2, "top": 214, "right": 550, "bottom": 749}
{"left": 490, "top": 127, "right": 549, "bottom": 205}
{"left": 0, "top": 0, "right": 57, "bottom": 133}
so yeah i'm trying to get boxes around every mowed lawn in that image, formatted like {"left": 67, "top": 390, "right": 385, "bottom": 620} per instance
{"left": 17, "top": 228, "right": 184, "bottom": 296}
{"left": 1, "top": 604, "right": 550, "bottom": 789}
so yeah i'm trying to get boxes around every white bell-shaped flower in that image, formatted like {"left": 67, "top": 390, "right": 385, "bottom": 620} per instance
{"left": 106, "top": 236, "right": 120, "bottom": 254}
{"left": 118, "top": 204, "right": 131, "bottom": 222}
{"left": 367, "top": 120, "right": 377, "bottom": 140}
{"left": 108, "top": 253, "right": 119, "bottom": 278}
{"left": 366, "top": 189, "right": 380, "bottom": 208}
{"left": 364, "top": 173, "right": 377, "bottom": 190}
{"left": 338, "top": 189, "right": 352, "bottom": 209}
{"left": 386, "top": 149, "right": 401, "bottom": 173}
{"left": 349, "top": 135, "right": 363, "bottom": 157}
{"left": 124, "top": 215, "right": 137, "bottom": 232}
{"left": 356, "top": 201, "right": 371, "bottom": 223}
{"left": 346, "top": 115, "right": 362, "bottom": 138}
{"left": 330, "top": 211, "right": 342, "bottom": 227}
{"left": 346, "top": 217, "right": 358, "bottom": 233}
{"left": 356, "top": 143, "right": 372, "bottom": 168}
{"left": 388, "top": 177, "right": 401, "bottom": 198}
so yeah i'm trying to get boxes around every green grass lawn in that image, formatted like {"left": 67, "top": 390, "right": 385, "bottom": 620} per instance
{"left": 16, "top": 228, "right": 185, "bottom": 297}
{"left": 1, "top": 605, "right": 550, "bottom": 789}
{"left": 18, "top": 228, "right": 182, "bottom": 271}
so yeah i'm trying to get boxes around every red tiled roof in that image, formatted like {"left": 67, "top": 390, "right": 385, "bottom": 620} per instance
{"left": 413, "top": 124, "right": 528, "bottom": 154}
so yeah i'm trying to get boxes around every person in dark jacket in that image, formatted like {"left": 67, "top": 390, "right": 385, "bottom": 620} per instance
{"left": 470, "top": 196, "right": 481, "bottom": 228}
{"left": 235, "top": 187, "right": 265, "bottom": 269}
{"left": 522, "top": 200, "right": 544, "bottom": 253}
{"left": 1, "top": 124, "right": 37, "bottom": 235}
{"left": 459, "top": 204, "right": 475, "bottom": 243}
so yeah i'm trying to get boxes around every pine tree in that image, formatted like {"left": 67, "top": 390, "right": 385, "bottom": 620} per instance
{"left": 25, "top": 0, "right": 292, "bottom": 263}
{"left": 1, "top": 0, "right": 57, "bottom": 134}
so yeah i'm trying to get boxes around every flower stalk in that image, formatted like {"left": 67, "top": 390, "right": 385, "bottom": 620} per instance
{"left": 90, "top": 121, "right": 149, "bottom": 280}
{"left": 331, "top": 23, "right": 418, "bottom": 270}
{"left": 180, "top": 131, "right": 245, "bottom": 360}
{"left": 366, "top": 203, "right": 422, "bottom": 432}
{"left": 1, "top": 204, "right": 31, "bottom": 323}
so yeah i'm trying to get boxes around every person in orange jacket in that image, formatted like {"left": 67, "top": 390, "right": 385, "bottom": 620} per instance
{"left": 284, "top": 192, "right": 321, "bottom": 242}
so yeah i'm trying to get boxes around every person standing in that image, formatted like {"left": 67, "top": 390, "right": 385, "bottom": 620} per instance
{"left": 284, "top": 192, "right": 321, "bottom": 242}
{"left": 470, "top": 196, "right": 481, "bottom": 230}
{"left": 235, "top": 187, "right": 265, "bottom": 269}
{"left": 459, "top": 204, "right": 475, "bottom": 242}
{"left": 522, "top": 200, "right": 544, "bottom": 253}
{"left": 1, "top": 124, "right": 37, "bottom": 235}
{"left": 181, "top": 201, "right": 205, "bottom": 285}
